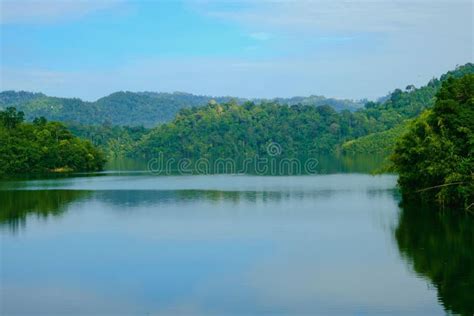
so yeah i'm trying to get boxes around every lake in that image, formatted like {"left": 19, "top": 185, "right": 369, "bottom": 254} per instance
{"left": 1, "top": 162, "right": 472, "bottom": 315}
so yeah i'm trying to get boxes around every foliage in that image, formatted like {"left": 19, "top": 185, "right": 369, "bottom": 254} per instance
{"left": 67, "top": 122, "right": 149, "bottom": 157}
{"left": 132, "top": 101, "right": 350, "bottom": 158}
{"left": 0, "top": 91, "right": 364, "bottom": 128}
{"left": 391, "top": 75, "right": 474, "bottom": 208}
{"left": 1, "top": 64, "right": 473, "bottom": 181}
{"left": 343, "top": 63, "right": 474, "bottom": 154}
{"left": 341, "top": 122, "right": 409, "bottom": 155}
{"left": 260, "top": 95, "right": 365, "bottom": 111}
{"left": 0, "top": 108, "right": 106, "bottom": 176}
{"left": 131, "top": 64, "right": 474, "bottom": 161}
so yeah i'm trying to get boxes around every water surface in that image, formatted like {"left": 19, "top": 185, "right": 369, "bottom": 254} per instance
{"left": 1, "top": 172, "right": 472, "bottom": 315}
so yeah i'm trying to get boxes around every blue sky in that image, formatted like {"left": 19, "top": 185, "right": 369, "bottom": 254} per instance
{"left": 1, "top": 0, "right": 472, "bottom": 101}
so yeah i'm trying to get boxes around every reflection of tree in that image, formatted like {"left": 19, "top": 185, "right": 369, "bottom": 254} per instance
{"left": 0, "top": 188, "right": 331, "bottom": 229}
{"left": 94, "top": 189, "right": 332, "bottom": 208}
{"left": 0, "top": 190, "right": 90, "bottom": 232}
{"left": 395, "top": 203, "right": 474, "bottom": 315}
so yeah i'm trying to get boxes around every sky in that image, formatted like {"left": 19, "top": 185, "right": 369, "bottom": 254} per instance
{"left": 0, "top": 0, "right": 473, "bottom": 101}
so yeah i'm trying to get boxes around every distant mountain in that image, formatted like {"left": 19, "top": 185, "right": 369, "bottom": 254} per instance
{"left": 131, "top": 63, "right": 474, "bottom": 158}
{"left": 0, "top": 90, "right": 364, "bottom": 127}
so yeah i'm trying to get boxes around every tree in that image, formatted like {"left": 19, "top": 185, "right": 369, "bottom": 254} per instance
{"left": 391, "top": 74, "right": 474, "bottom": 208}
{"left": 0, "top": 107, "right": 24, "bottom": 129}
{"left": 0, "top": 108, "right": 106, "bottom": 176}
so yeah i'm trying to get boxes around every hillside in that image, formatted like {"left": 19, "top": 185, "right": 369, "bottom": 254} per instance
{"left": 391, "top": 74, "right": 474, "bottom": 208}
{"left": 131, "top": 63, "right": 474, "bottom": 159}
{"left": 3, "top": 63, "right": 472, "bottom": 160}
{"left": 0, "top": 91, "right": 363, "bottom": 128}
{"left": 0, "top": 108, "right": 105, "bottom": 176}
{"left": 341, "top": 122, "right": 409, "bottom": 155}
{"left": 259, "top": 95, "right": 365, "bottom": 111}
{"left": 132, "top": 102, "right": 347, "bottom": 159}
{"left": 341, "top": 63, "right": 474, "bottom": 154}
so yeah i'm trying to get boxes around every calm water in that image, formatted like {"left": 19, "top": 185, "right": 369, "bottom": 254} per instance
{"left": 0, "top": 170, "right": 472, "bottom": 315}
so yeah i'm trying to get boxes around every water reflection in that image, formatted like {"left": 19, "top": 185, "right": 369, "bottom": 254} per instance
{"left": 106, "top": 154, "right": 387, "bottom": 175}
{"left": 1, "top": 175, "right": 447, "bottom": 315}
{"left": 0, "top": 188, "right": 345, "bottom": 231}
{"left": 96, "top": 189, "right": 336, "bottom": 207}
{"left": 0, "top": 190, "right": 91, "bottom": 232}
{"left": 395, "top": 204, "right": 474, "bottom": 315}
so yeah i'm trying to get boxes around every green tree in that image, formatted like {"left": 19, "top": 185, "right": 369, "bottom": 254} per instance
{"left": 391, "top": 75, "right": 474, "bottom": 208}
{"left": 0, "top": 108, "right": 106, "bottom": 176}
{"left": 0, "top": 106, "right": 25, "bottom": 129}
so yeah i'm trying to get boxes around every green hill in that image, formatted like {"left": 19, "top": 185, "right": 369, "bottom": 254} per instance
{"left": 391, "top": 74, "right": 474, "bottom": 208}
{"left": 0, "top": 91, "right": 364, "bottom": 128}
{"left": 0, "top": 108, "right": 105, "bottom": 176}
{"left": 131, "top": 63, "right": 474, "bottom": 159}
{"left": 341, "top": 63, "right": 474, "bottom": 154}
{"left": 341, "top": 122, "right": 409, "bottom": 155}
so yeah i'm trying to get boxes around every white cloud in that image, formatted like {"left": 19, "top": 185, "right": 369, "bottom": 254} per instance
{"left": 0, "top": 0, "right": 125, "bottom": 24}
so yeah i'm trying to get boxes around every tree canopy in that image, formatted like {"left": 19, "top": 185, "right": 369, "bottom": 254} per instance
{"left": 0, "top": 107, "right": 106, "bottom": 176}
{"left": 0, "top": 91, "right": 363, "bottom": 128}
{"left": 131, "top": 64, "right": 474, "bottom": 162}
{"left": 391, "top": 74, "right": 474, "bottom": 208}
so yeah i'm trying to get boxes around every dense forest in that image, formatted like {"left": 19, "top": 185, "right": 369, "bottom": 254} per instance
{"left": 341, "top": 63, "right": 474, "bottom": 154}
{"left": 66, "top": 123, "right": 149, "bottom": 157}
{"left": 2, "top": 64, "right": 472, "bottom": 161}
{"left": 1, "top": 63, "right": 472, "bottom": 208}
{"left": 341, "top": 122, "right": 409, "bottom": 155}
{"left": 132, "top": 64, "right": 474, "bottom": 159}
{"left": 0, "top": 107, "right": 105, "bottom": 177}
{"left": 133, "top": 101, "right": 348, "bottom": 159}
{"left": 0, "top": 91, "right": 363, "bottom": 128}
{"left": 391, "top": 75, "right": 473, "bottom": 208}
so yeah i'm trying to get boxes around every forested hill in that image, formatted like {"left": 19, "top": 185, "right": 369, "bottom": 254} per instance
{"left": 0, "top": 91, "right": 234, "bottom": 127}
{"left": 0, "top": 108, "right": 105, "bottom": 176}
{"left": 341, "top": 63, "right": 474, "bottom": 154}
{"left": 0, "top": 91, "right": 363, "bottom": 128}
{"left": 256, "top": 95, "right": 365, "bottom": 111}
{"left": 132, "top": 63, "right": 474, "bottom": 158}
{"left": 391, "top": 74, "right": 474, "bottom": 208}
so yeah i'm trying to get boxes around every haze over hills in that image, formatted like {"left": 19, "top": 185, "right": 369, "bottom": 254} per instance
{"left": 0, "top": 90, "right": 365, "bottom": 128}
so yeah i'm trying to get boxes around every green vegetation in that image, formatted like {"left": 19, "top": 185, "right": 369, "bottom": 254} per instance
{"left": 342, "top": 63, "right": 474, "bottom": 155}
{"left": 391, "top": 75, "right": 474, "bottom": 208}
{"left": 261, "top": 95, "right": 365, "bottom": 111}
{"left": 341, "top": 122, "right": 409, "bottom": 155}
{"left": 0, "top": 91, "right": 230, "bottom": 127}
{"left": 0, "top": 107, "right": 106, "bottom": 177}
{"left": 67, "top": 123, "right": 149, "bottom": 157}
{"left": 0, "top": 91, "right": 363, "bottom": 128}
{"left": 1, "top": 64, "right": 473, "bottom": 210}
{"left": 132, "top": 64, "right": 474, "bottom": 160}
{"left": 132, "top": 102, "right": 351, "bottom": 159}
{"left": 2, "top": 64, "right": 472, "bottom": 162}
